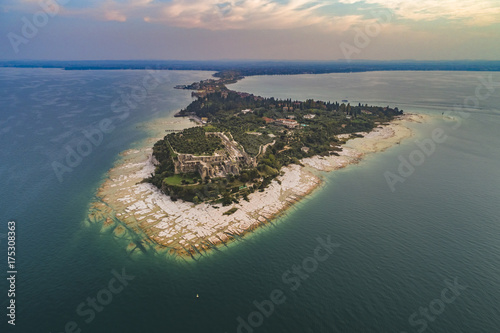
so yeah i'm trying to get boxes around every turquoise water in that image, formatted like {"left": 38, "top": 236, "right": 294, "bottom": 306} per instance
{"left": 1, "top": 69, "right": 499, "bottom": 333}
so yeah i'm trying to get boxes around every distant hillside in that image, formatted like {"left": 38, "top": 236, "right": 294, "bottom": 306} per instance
{"left": 1, "top": 60, "right": 500, "bottom": 76}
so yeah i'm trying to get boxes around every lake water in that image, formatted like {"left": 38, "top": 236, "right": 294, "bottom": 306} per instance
{"left": 1, "top": 69, "right": 499, "bottom": 333}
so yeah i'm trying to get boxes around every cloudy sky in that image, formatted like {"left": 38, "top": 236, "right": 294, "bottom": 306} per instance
{"left": 1, "top": 0, "right": 499, "bottom": 60}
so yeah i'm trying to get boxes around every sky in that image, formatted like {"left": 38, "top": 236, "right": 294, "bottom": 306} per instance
{"left": 0, "top": 0, "right": 499, "bottom": 61}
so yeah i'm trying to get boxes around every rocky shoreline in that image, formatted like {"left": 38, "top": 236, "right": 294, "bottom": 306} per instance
{"left": 87, "top": 113, "right": 427, "bottom": 259}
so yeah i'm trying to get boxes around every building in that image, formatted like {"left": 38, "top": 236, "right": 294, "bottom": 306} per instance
{"left": 175, "top": 153, "right": 240, "bottom": 179}
{"left": 303, "top": 114, "right": 316, "bottom": 119}
{"left": 241, "top": 109, "right": 253, "bottom": 114}
{"left": 275, "top": 118, "right": 299, "bottom": 129}
{"left": 174, "top": 132, "right": 255, "bottom": 180}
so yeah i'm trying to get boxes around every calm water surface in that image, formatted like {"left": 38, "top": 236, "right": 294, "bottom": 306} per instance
{"left": 1, "top": 69, "right": 499, "bottom": 333}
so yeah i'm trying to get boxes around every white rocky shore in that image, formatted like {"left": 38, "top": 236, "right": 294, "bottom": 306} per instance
{"left": 88, "top": 113, "right": 426, "bottom": 258}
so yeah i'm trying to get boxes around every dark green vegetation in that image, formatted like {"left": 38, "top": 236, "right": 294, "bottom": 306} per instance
{"left": 223, "top": 207, "right": 239, "bottom": 216}
{"left": 167, "top": 127, "right": 223, "bottom": 155}
{"left": 147, "top": 72, "right": 403, "bottom": 204}
{"left": 4, "top": 60, "right": 500, "bottom": 74}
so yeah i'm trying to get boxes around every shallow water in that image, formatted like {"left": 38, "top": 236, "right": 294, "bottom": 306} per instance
{"left": 1, "top": 69, "right": 499, "bottom": 333}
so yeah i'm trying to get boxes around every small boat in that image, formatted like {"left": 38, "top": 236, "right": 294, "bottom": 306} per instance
{"left": 196, "top": 294, "right": 199, "bottom": 298}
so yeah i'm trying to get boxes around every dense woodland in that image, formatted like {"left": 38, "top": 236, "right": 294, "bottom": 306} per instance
{"left": 7, "top": 60, "right": 500, "bottom": 74}
{"left": 167, "top": 127, "right": 224, "bottom": 156}
{"left": 147, "top": 71, "right": 403, "bottom": 205}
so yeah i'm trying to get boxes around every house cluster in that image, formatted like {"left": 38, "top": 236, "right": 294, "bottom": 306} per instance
{"left": 236, "top": 92, "right": 263, "bottom": 101}
{"left": 275, "top": 118, "right": 299, "bottom": 128}
{"left": 261, "top": 117, "right": 299, "bottom": 128}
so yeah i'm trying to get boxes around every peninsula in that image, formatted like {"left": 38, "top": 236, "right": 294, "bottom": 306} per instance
{"left": 87, "top": 71, "right": 425, "bottom": 259}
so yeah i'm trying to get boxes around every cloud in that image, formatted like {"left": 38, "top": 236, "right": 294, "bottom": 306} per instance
{"left": 85, "top": 0, "right": 336, "bottom": 30}
{"left": 5, "top": 0, "right": 499, "bottom": 31}
{"left": 5, "top": 0, "right": 363, "bottom": 31}
{"left": 148, "top": 0, "right": 330, "bottom": 29}
{"left": 337, "top": 0, "right": 500, "bottom": 26}
{"left": 105, "top": 10, "right": 127, "bottom": 22}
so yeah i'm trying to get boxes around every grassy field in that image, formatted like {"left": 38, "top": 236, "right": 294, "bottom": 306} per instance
{"left": 164, "top": 174, "right": 196, "bottom": 186}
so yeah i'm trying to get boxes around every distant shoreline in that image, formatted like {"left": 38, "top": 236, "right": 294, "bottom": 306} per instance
{"left": 2, "top": 60, "right": 500, "bottom": 77}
